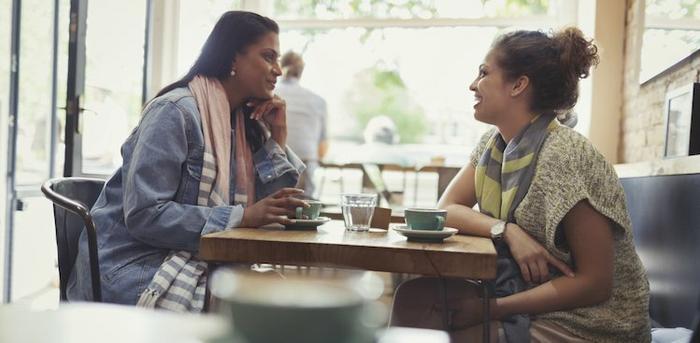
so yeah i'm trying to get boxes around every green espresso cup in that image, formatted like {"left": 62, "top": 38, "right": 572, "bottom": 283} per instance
{"left": 404, "top": 208, "right": 447, "bottom": 231}
{"left": 295, "top": 201, "right": 322, "bottom": 220}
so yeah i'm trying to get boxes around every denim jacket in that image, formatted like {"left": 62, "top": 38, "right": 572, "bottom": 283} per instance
{"left": 67, "top": 87, "right": 304, "bottom": 304}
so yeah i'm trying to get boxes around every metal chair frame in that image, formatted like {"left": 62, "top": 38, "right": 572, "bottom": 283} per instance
{"left": 41, "top": 177, "right": 104, "bottom": 302}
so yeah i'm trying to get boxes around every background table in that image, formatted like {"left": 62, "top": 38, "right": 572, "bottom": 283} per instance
{"left": 317, "top": 162, "right": 463, "bottom": 207}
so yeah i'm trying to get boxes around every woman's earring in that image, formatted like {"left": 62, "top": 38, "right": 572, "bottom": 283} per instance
{"left": 230, "top": 69, "right": 236, "bottom": 76}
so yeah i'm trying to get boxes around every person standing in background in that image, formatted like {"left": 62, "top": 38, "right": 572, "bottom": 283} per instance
{"left": 275, "top": 51, "right": 328, "bottom": 199}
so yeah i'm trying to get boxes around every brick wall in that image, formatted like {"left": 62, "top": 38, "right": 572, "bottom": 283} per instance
{"left": 621, "top": 0, "right": 700, "bottom": 162}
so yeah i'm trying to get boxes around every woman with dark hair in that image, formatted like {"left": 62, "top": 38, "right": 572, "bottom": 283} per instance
{"left": 392, "top": 28, "right": 650, "bottom": 342}
{"left": 67, "top": 11, "right": 307, "bottom": 311}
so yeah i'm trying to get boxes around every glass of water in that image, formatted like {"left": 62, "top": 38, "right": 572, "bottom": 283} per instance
{"left": 341, "top": 193, "right": 377, "bottom": 232}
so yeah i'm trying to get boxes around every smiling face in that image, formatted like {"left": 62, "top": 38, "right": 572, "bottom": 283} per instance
{"left": 468, "top": 50, "right": 518, "bottom": 125}
{"left": 232, "top": 32, "right": 282, "bottom": 99}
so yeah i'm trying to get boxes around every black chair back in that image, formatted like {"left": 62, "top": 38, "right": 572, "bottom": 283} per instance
{"left": 41, "top": 177, "right": 105, "bottom": 302}
{"left": 620, "top": 173, "right": 700, "bottom": 328}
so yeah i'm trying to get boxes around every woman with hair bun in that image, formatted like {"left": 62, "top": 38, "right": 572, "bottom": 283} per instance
{"left": 392, "top": 28, "right": 650, "bottom": 342}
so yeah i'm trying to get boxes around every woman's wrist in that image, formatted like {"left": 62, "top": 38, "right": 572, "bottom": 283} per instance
{"left": 239, "top": 208, "right": 250, "bottom": 227}
{"left": 503, "top": 222, "right": 521, "bottom": 246}
{"left": 270, "top": 125, "right": 287, "bottom": 146}
{"left": 491, "top": 297, "right": 504, "bottom": 320}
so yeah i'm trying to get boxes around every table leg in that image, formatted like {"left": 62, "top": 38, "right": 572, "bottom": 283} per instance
{"left": 401, "top": 171, "right": 408, "bottom": 206}
{"left": 317, "top": 167, "right": 325, "bottom": 199}
{"left": 340, "top": 168, "right": 346, "bottom": 194}
{"left": 203, "top": 262, "right": 220, "bottom": 313}
{"left": 482, "top": 282, "right": 490, "bottom": 343}
{"left": 413, "top": 171, "right": 419, "bottom": 206}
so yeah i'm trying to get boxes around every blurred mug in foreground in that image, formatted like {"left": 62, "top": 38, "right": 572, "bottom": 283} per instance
{"left": 341, "top": 193, "right": 377, "bottom": 232}
{"left": 404, "top": 208, "right": 447, "bottom": 231}
{"left": 210, "top": 268, "right": 385, "bottom": 343}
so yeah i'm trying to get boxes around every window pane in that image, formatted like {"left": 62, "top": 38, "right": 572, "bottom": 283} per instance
{"left": 280, "top": 26, "right": 512, "bottom": 167}
{"left": 642, "top": 1, "right": 700, "bottom": 82}
{"left": 177, "top": 0, "right": 241, "bottom": 76}
{"left": 646, "top": 0, "right": 700, "bottom": 19}
{"left": 81, "top": 0, "right": 146, "bottom": 175}
{"left": 13, "top": 0, "right": 69, "bottom": 181}
{"left": 8, "top": 0, "right": 70, "bottom": 308}
{"left": 15, "top": 0, "right": 56, "bottom": 185}
{"left": 640, "top": 29, "right": 700, "bottom": 82}
{"left": 273, "top": 0, "right": 554, "bottom": 20}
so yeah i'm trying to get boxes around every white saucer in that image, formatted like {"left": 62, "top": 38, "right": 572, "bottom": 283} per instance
{"left": 285, "top": 216, "right": 331, "bottom": 230}
{"left": 391, "top": 225, "right": 458, "bottom": 243}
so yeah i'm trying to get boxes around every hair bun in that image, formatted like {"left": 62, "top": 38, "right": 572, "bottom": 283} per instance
{"left": 553, "top": 27, "right": 599, "bottom": 80}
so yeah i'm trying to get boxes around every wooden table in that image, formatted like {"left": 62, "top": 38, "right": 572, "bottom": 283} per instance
{"left": 200, "top": 220, "right": 497, "bottom": 342}
{"left": 200, "top": 221, "right": 496, "bottom": 280}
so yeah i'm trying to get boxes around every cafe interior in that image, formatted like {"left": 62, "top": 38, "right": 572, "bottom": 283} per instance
{"left": 0, "top": 0, "right": 699, "bottom": 342}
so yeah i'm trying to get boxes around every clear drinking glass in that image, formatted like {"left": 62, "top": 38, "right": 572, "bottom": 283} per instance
{"left": 341, "top": 193, "right": 377, "bottom": 232}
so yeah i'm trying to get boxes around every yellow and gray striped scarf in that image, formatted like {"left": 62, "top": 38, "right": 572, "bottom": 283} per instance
{"left": 476, "top": 114, "right": 559, "bottom": 222}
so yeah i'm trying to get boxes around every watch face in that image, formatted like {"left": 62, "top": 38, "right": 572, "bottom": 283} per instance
{"left": 491, "top": 222, "right": 505, "bottom": 237}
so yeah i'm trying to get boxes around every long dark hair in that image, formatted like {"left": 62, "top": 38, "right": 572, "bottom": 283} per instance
{"left": 155, "top": 11, "right": 279, "bottom": 150}
{"left": 492, "top": 27, "right": 599, "bottom": 116}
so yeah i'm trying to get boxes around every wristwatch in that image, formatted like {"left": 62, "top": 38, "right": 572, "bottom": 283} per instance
{"left": 490, "top": 220, "right": 507, "bottom": 242}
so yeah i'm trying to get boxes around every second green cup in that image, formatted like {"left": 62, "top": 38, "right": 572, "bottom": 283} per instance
{"left": 295, "top": 200, "right": 322, "bottom": 220}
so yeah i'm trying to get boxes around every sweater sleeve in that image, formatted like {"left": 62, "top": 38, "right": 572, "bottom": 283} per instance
{"left": 519, "top": 128, "right": 632, "bottom": 262}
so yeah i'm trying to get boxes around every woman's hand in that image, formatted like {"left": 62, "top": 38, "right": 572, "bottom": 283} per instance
{"left": 504, "top": 223, "right": 575, "bottom": 284}
{"left": 247, "top": 96, "right": 287, "bottom": 146}
{"left": 239, "top": 188, "right": 306, "bottom": 227}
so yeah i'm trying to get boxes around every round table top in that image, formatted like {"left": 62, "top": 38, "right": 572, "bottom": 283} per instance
{"left": 0, "top": 302, "right": 229, "bottom": 343}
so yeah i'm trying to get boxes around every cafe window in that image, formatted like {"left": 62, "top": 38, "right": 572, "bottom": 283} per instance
{"left": 641, "top": 0, "right": 700, "bottom": 82}
{"left": 272, "top": 0, "right": 554, "bottom": 20}
{"left": 80, "top": 0, "right": 148, "bottom": 175}
{"left": 171, "top": 0, "right": 578, "bottom": 166}
{"left": 177, "top": 0, "right": 243, "bottom": 75}
{"left": 271, "top": 0, "right": 576, "bottom": 166}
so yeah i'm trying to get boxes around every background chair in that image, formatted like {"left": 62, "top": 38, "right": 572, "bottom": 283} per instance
{"left": 41, "top": 177, "right": 105, "bottom": 302}
{"left": 361, "top": 163, "right": 404, "bottom": 207}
